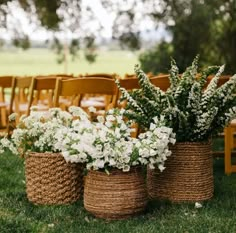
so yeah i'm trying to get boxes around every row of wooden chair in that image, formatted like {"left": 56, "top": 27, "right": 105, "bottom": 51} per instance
{"left": 0, "top": 73, "right": 170, "bottom": 130}
{"left": 0, "top": 73, "right": 231, "bottom": 124}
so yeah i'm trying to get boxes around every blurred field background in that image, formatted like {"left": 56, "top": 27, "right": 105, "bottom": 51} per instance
{"left": 0, "top": 48, "right": 139, "bottom": 77}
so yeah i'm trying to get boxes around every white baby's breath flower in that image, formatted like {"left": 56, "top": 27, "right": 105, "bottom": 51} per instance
{"left": 54, "top": 107, "right": 175, "bottom": 173}
{"left": 105, "top": 121, "right": 112, "bottom": 128}
{"left": 97, "top": 115, "right": 105, "bottom": 123}
{"left": 194, "top": 202, "right": 203, "bottom": 209}
{"left": 48, "top": 223, "right": 55, "bottom": 228}
{"left": 68, "top": 106, "right": 89, "bottom": 118}
{"left": 149, "top": 123, "right": 156, "bottom": 131}
{"left": 8, "top": 113, "right": 18, "bottom": 122}
{"left": 106, "top": 115, "right": 115, "bottom": 122}
{"left": 3, "top": 106, "right": 92, "bottom": 157}
{"left": 119, "top": 108, "right": 125, "bottom": 115}
{"left": 158, "top": 164, "right": 165, "bottom": 172}
{"left": 88, "top": 106, "right": 96, "bottom": 113}
{"left": 123, "top": 165, "right": 130, "bottom": 172}
{"left": 107, "top": 108, "right": 114, "bottom": 114}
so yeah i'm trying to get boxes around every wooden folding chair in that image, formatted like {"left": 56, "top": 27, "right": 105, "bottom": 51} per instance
{"left": 123, "top": 72, "right": 154, "bottom": 79}
{"left": 54, "top": 77, "right": 119, "bottom": 117}
{"left": 78, "top": 73, "right": 119, "bottom": 108}
{"left": 51, "top": 73, "right": 74, "bottom": 78}
{"left": 150, "top": 75, "right": 170, "bottom": 91}
{"left": 117, "top": 78, "right": 140, "bottom": 107}
{"left": 0, "top": 76, "right": 13, "bottom": 128}
{"left": 79, "top": 73, "right": 117, "bottom": 79}
{"left": 27, "top": 76, "right": 58, "bottom": 115}
{"left": 7, "top": 76, "right": 32, "bottom": 134}
{"left": 118, "top": 74, "right": 170, "bottom": 92}
{"left": 224, "top": 120, "right": 236, "bottom": 175}
{"left": 204, "top": 74, "right": 236, "bottom": 175}
{"left": 206, "top": 75, "right": 231, "bottom": 88}
{"left": 118, "top": 78, "right": 140, "bottom": 90}
{"left": 213, "top": 75, "right": 236, "bottom": 175}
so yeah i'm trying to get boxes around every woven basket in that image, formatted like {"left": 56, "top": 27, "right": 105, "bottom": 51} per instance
{"left": 84, "top": 166, "right": 147, "bottom": 220}
{"left": 147, "top": 141, "right": 213, "bottom": 202}
{"left": 25, "top": 152, "right": 83, "bottom": 205}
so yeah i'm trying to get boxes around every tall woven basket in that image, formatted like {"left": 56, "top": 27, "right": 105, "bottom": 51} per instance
{"left": 25, "top": 152, "right": 83, "bottom": 205}
{"left": 84, "top": 166, "right": 148, "bottom": 220}
{"left": 147, "top": 141, "right": 213, "bottom": 202}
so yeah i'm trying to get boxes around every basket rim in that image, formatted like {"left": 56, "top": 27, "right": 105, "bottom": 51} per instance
{"left": 88, "top": 166, "right": 142, "bottom": 175}
{"left": 26, "top": 152, "right": 62, "bottom": 158}
{"left": 173, "top": 140, "right": 212, "bottom": 146}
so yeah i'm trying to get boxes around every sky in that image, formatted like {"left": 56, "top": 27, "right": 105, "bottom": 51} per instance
{"left": 1, "top": 0, "right": 169, "bottom": 42}
{"left": 1, "top": 0, "right": 114, "bottom": 41}
{"left": 85, "top": 0, "right": 114, "bottom": 39}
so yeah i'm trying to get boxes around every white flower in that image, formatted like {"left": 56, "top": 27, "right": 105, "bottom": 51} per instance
{"left": 105, "top": 121, "right": 112, "bottom": 128}
{"left": 158, "top": 164, "right": 165, "bottom": 172}
{"left": 88, "top": 106, "right": 96, "bottom": 113}
{"left": 54, "top": 107, "right": 175, "bottom": 173}
{"left": 68, "top": 106, "right": 89, "bottom": 119}
{"left": 8, "top": 113, "right": 18, "bottom": 122}
{"left": 149, "top": 123, "right": 156, "bottom": 131}
{"left": 1, "top": 106, "right": 91, "bottom": 157}
{"left": 194, "top": 202, "right": 203, "bottom": 209}
{"left": 97, "top": 115, "right": 105, "bottom": 123}
{"left": 123, "top": 165, "right": 130, "bottom": 172}
{"left": 106, "top": 115, "right": 116, "bottom": 122}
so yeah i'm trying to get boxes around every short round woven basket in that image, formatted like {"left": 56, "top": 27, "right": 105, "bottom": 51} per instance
{"left": 25, "top": 152, "right": 83, "bottom": 205}
{"left": 84, "top": 166, "right": 148, "bottom": 220}
{"left": 147, "top": 141, "right": 213, "bottom": 202}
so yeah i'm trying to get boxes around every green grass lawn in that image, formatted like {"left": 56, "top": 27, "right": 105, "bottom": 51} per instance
{"left": 1, "top": 151, "right": 236, "bottom": 233}
{"left": 0, "top": 48, "right": 139, "bottom": 77}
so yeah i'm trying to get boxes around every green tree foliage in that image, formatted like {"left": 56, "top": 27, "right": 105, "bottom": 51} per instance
{"left": 12, "top": 35, "right": 30, "bottom": 50}
{"left": 207, "top": 0, "right": 236, "bottom": 74}
{"left": 169, "top": 1, "right": 216, "bottom": 73}
{"left": 0, "top": 0, "right": 97, "bottom": 63}
{"left": 138, "top": 0, "right": 236, "bottom": 74}
{"left": 139, "top": 41, "right": 173, "bottom": 74}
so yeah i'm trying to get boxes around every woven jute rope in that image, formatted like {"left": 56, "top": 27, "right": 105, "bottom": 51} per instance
{"left": 84, "top": 166, "right": 148, "bottom": 220}
{"left": 25, "top": 152, "right": 83, "bottom": 205}
{"left": 147, "top": 141, "right": 213, "bottom": 202}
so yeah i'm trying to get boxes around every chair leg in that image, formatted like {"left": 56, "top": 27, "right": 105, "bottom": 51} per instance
{"left": 0, "top": 107, "right": 7, "bottom": 128}
{"left": 224, "top": 126, "right": 232, "bottom": 175}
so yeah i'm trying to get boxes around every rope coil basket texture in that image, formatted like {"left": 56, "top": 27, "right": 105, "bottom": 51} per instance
{"left": 25, "top": 152, "right": 83, "bottom": 205}
{"left": 147, "top": 141, "right": 213, "bottom": 202}
{"left": 84, "top": 166, "right": 148, "bottom": 220}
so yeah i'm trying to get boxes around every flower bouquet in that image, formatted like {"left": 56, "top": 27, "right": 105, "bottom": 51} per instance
{"left": 55, "top": 107, "right": 175, "bottom": 219}
{"left": 0, "top": 106, "right": 86, "bottom": 205}
{"left": 116, "top": 56, "right": 236, "bottom": 202}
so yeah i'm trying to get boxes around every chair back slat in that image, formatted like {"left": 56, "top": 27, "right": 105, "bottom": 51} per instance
{"left": 0, "top": 76, "right": 13, "bottom": 128}
{"left": 54, "top": 77, "right": 118, "bottom": 111}
{"left": 150, "top": 75, "right": 170, "bottom": 91}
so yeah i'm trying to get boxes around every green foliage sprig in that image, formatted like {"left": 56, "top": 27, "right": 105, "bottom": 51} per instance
{"left": 117, "top": 56, "right": 236, "bottom": 142}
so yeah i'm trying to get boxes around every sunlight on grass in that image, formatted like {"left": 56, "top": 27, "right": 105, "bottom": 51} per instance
{"left": 0, "top": 49, "right": 139, "bottom": 77}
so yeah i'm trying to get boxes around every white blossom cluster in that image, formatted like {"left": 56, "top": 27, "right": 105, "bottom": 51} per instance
{"left": 0, "top": 106, "right": 175, "bottom": 173}
{"left": 55, "top": 109, "right": 176, "bottom": 172}
{"left": 138, "top": 116, "right": 176, "bottom": 171}
{"left": 0, "top": 137, "right": 18, "bottom": 154}
{"left": 0, "top": 106, "right": 78, "bottom": 156}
